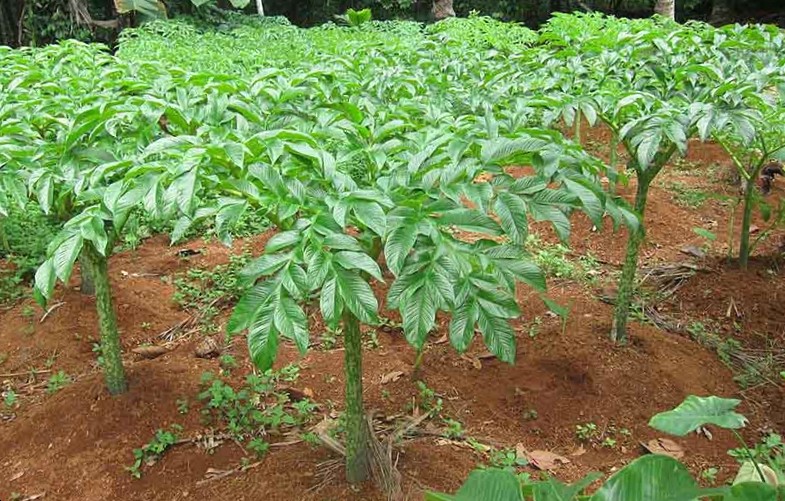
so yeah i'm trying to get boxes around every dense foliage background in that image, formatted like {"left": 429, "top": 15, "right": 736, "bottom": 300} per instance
{"left": 2, "top": 0, "right": 783, "bottom": 48}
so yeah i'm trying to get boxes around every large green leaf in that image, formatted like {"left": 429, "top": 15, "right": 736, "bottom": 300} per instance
{"left": 526, "top": 473, "right": 601, "bottom": 501}
{"left": 425, "top": 469, "right": 523, "bottom": 501}
{"left": 721, "top": 483, "right": 779, "bottom": 501}
{"left": 590, "top": 455, "right": 699, "bottom": 501}
{"left": 114, "top": 0, "right": 166, "bottom": 17}
{"left": 648, "top": 395, "right": 747, "bottom": 436}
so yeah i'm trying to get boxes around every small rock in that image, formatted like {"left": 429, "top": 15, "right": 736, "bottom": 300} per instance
{"left": 195, "top": 337, "right": 221, "bottom": 358}
{"left": 680, "top": 245, "right": 706, "bottom": 259}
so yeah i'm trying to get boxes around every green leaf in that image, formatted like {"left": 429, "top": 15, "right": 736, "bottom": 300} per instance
{"left": 247, "top": 304, "right": 279, "bottom": 371}
{"left": 590, "top": 455, "right": 699, "bottom": 501}
{"left": 228, "top": 282, "right": 276, "bottom": 334}
{"left": 335, "top": 269, "right": 378, "bottom": 325}
{"left": 34, "top": 258, "right": 57, "bottom": 304}
{"left": 562, "top": 178, "right": 603, "bottom": 227}
{"left": 320, "top": 275, "right": 343, "bottom": 329}
{"left": 241, "top": 252, "right": 292, "bottom": 282}
{"left": 648, "top": 395, "right": 747, "bottom": 436}
{"left": 494, "top": 192, "right": 529, "bottom": 245}
{"left": 353, "top": 201, "right": 387, "bottom": 237}
{"left": 228, "top": 0, "right": 250, "bottom": 7}
{"left": 333, "top": 251, "right": 384, "bottom": 281}
{"left": 273, "top": 296, "right": 309, "bottom": 355}
{"left": 438, "top": 208, "right": 502, "bottom": 236}
{"left": 527, "top": 472, "right": 601, "bottom": 501}
{"left": 449, "top": 301, "right": 477, "bottom": 353}
{"left": 385, "top": 221, "right": 418, "bottom": 276}
{"left": 400, "top": 282, "right": 438, "bottom": 350}
{"left": 425, "top": 469, "right": 523, "bottom": 501}
{"left": 476, "top": 306, "right": 516, "bottom": 364}
{"left": 53, "top": 233, "right": 84, "bottom": 283}
{"left": 723, "top": 482, "right": 778, "bottom": 501}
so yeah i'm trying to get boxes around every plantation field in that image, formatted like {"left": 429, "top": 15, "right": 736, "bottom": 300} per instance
{"left": 1, "top": 12, "right": 785, "bottom": 501}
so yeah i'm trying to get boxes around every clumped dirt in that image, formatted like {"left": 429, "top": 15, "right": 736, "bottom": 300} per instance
{"left": 1, "top": 134, "right": 784, "bottom": 500}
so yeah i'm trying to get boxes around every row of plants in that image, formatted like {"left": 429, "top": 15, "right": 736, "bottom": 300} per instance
{"left": 0, "top": 13, "right": 783, "bottom": 485}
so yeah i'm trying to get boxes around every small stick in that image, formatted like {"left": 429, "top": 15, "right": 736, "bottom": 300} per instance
{"left": 39, "top": 302, "right": 65, "bottom": 323}
{"left": 196, "top": 460, "right": 263, "bottom": 486}
{"left": 0, "top": 369, "right": 51, "bottom": 378}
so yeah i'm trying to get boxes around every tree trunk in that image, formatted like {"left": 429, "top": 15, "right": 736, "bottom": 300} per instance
{"left": 432, "top": 0, "right": 455, "bottom": 21}
{"left": 82, "top": 242, "right": 127, "bottom": 395}
{"left": 610, "top": 176, "right": 652, "bottom": 343}
{"left": 709, "top": 0, "right": 733, "bottom": 25}
{"left": 654, "top": 0, "right": 675, "bottom": 20}
{"left": 256, "top": 0, "right": 264, "bottom": 16}
{"left": 342, "top": 311, "right": 370, "bottom": 484}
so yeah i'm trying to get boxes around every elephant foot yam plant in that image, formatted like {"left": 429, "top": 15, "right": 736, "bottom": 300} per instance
{"left": 224, "top": 129, "right": 627, "bottom": 483}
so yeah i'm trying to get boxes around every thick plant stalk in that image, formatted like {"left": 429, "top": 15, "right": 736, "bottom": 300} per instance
{"left": 0, "top": 218, "right": 8, "bottom": 253}
{"left": 574, "top": 109, "right": 582, "bottom": 145}
{"left": 79, "top": 253, "right": 95, "bottom": 295}
{"left": 342, "top": 311, "right": 370, "bottom": 483}
{"left": 610, "top": 176, "right": 651, "bottom": 343}
{"left": 608, "top": 133, "right": 618, "bottom": 195}
{"left": 738, "top": 179, "right": 755, "bottom": 270}
{"left": 256, "top": 0, "right": 264, "bottom": 16}
{"left": 82, "top": 242, "right": 127, "bottom": 395}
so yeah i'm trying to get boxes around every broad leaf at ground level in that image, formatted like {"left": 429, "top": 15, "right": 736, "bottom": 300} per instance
{"left": 589, "top": 455, "right": 699, "bottom": 501}
{"left": 648, "top": 395, "right": 747, "bottom": 436}
{"left": 425, "top": 469, "right": 523, "bottom": 501}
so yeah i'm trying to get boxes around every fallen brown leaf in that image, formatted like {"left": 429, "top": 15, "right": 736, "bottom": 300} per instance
{"left": 526, "top": 450, "right": 571, "bottom": 470}
{"left": 131, "top": 346, "right": 169, "bottom": 360}
{"left": 570, "top": 445, "right": 587, "bottom": 457}
{"left": 381, "top": 370, "right": 406, "bottom": 384}
{"left": 641, "top": 438, "right": 684, "bottom": 459}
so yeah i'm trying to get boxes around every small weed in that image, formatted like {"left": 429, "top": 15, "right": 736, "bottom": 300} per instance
{"left": 701, "top": 466, "right": 719, "bottom": 485}
{"left": 219, "top": 354, "right": 238, "bottom": 373}
{"left": 300, "top": 431, "right": 321, "bottom": 447}
{"left": 414, "top": 381, "right": 443, "bottom": 415}
{"left": 46, "top": 371, "right": 71, "bottom": 394}
{"left": 523, "top": 409, "right": 538, "bottom": 421}
{"left": 319, "top": 328, "right": 340, "bottom": 350}
{"left": 488, "top": 448, "right": 528, "bottom": 471}
{"left": 667, "top": 181, "right": 712, "bottom": 209}
{"left": 127, "top": 425, "right": 183, "bottom": 478}
{"left": 198, "top": 365, "right": 313, "bottom": 440}
{"left": 528, "top": 316, "right": 542, "bottom": 338}
{"left": 140, "top": 322, "right": 152, "bottom": 330}
{"left": 729, "top": 433, "right": 785, "bottom": 474}
{"left": 381, "top": 389, "right": 391, "bottom": 400}
{"left": 173, "top": 252, "right": 251, "bottom": 334}
{"left": 247, "top": 437, "right": 270, "bottom": 458}
{"left": 576, "top": 422, "right": 598, "bottom": 442}
{"left": 602, "top": 437, "right": 617, "bottom": 448}
{"left": 443, "top": 418, "right": 465, "bottom": 439}
{"left": 176, "top": 398, "right": 190, "bottom": 415}
{"left": 3, "top": 389, "right": 18, "bottom": 408}
{"left": 21, "top": 305, "right": 35, "bottom": 319}
{"left": 92, "top": 342, "right": 105, "bottom": 368}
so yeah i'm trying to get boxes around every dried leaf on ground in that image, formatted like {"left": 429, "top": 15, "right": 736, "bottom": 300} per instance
{"left": 381, "top": 370, "right": 406, "bottom": 384}
{"left": 131, "top": 346, "right": 169, "bottom": 359}
{"left": 641, "top": 438, "right": 685, "bottom": 459}
{"left": 526, "top": 449, "right": 571, "bottom": 470}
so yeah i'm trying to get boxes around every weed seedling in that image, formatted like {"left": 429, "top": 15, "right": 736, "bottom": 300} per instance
{"left": 46, "top": 371, "right": 71, "bottom": 394}
{"left": 3, "top": 389, "right": 18, "bottom": 408}
{"left": 701, "top": 467, "right": 719, "bottom": 485}
{"left": 176, "top": 398, "right": 190, "bottom": 415}
{"left": 576, "top": 422, "right": 598, "bottom": 442}
{"left": 127, "top": 425, "right": 183, "bottom": 478}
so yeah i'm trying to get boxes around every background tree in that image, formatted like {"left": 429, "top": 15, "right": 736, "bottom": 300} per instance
{"left": 654, "top": 0, "right": 675, "bottom": 20}
{"left": 432, "top": 0, "right": 455, "bottom": 20}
